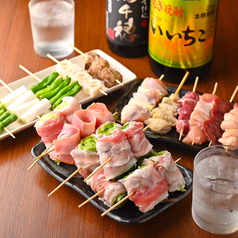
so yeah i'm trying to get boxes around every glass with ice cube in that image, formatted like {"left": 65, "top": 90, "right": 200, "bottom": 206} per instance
{"left": 192, "top": 145, "right": 238, "bottom": 234}
{"left": 29, "top": 0, "right": 74, "bottom": 59}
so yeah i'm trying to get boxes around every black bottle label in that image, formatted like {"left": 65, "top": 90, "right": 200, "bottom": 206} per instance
{"left": 106, "top": 0, "right": 149, "bottom": 47}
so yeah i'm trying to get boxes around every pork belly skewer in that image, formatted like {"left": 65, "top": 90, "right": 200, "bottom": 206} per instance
{"left": 101, "top": 153, "right": 185, "bottom": 216}
{"left": 79, "top": 166, "right": 127, "bottom": 209}
{"left": 84, "top": 121, "right": 138, "bottom": 182}
{"left": 176, "top": 76, "right": 200, "bottom": 141}
{"left": 103, "top": 159, "right": 169, "bottom": 215}
{"left": 144, "top": 71, "right": 189, "bottom": 134}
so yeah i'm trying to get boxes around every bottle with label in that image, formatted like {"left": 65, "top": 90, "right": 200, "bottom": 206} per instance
{"left": 106, "top": 0, "right": 150, "bottom": 58}
{"left": 148, "top": 0, "right": 219, "bottom": 84}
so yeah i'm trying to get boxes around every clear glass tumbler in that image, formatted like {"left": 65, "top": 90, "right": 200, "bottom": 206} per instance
{"left": 192, "top": 145, "right": 238, "bottom": 234}
{"left": 29, "top": 0, "right": 75, "bottom": 59}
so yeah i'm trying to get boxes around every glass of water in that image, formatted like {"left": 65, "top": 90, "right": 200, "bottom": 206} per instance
{"left": 29, "top": 0, "right": 75, "bottom": 59}
{"left": 192, "top": 145, "right": 238, "bottom": 234}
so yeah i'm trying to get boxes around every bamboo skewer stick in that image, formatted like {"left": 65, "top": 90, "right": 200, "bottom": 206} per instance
{"left": 47, "top": 167, "right": 82, "bottom": 197}
{"left": 159, "top": 74, "right": 164, "bottom": 81}
{"left": 212, "top": 82, "right": 218, "bottom": 95}
{"left": 174, "top": 157, "right": 181, "bottom": 164}
{"left": 174, "top": 71, "right": 190, "bottom": 95}
{"left": 78, "top": 189, "right": 105, "bottom": 208}
{"left": 33, "top": 142, "right": 54, "bottom": 161}
{"left": 27, "top": 148, "right": 55, "bottom": 171}
{"left": 68, "top": 44, "right": 87, "bottom": 58}
{"left": 101, "top": 192, "right": 134, "bottom": 217}
{"left": 19, "top": 65, "right": 41, "bottom": 82}
{"left": 229, "top": 85, "right": 238, "bottom": 103}
{"left": 84, "top": 157, "right": 113, "bottom": 182}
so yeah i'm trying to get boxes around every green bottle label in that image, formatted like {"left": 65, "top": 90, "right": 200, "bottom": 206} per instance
{"left": 148, "top": 0, "right": 219, "bottom": 68}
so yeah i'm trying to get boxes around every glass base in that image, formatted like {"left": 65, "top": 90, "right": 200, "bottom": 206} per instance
{"left": 192, "top": 208, "right": 238, "bottom": 235}
{"left": 34, "top": 44, "right": 73, "bottom": 59}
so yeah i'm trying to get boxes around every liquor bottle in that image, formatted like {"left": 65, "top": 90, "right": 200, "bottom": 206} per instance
{"left": 148, "top": 0, "right": 219, "bottom": 84}
{"left": 106, "top": 0, "right": 149, "bottom": 58}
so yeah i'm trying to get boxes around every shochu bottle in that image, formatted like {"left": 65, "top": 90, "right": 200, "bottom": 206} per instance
{"left": 106, "top": 0, "right": 150, "bottom": 58}
{"left": 148, "top": 0, "right": 219, "bottom": 84}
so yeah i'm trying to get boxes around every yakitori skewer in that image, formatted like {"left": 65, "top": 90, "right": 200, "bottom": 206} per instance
{"left": 101, "top": 192, "right": 134, "bottom": 217}
{"left": 46, "top": 53, "right": 108, "bottom": 96}
{"left": 191, "top": 82, "right": 218, "bottom": 146}
{"left": 178, "top": 76, "right": 199, "bottom": 141}
{"left": 47, "top": 167, "right": 82, "bottom": 197}
{"left": 68, "top": 45, "right": 124, "bottom": 86}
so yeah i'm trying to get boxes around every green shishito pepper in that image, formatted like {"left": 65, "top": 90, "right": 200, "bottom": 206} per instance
{"left": 97, "top": 122, "right": 119, "bottom": 136}
{"left": 35, "top": 77, "right": 64, "bottom": 99}
{"left": 36, "top": 76, "right": 71, "bottom": 100}
{"left": 50, "top": 81, "right": 82, "bottom": 109}
{"left": 112, "top": 192, "right": 128, "bottom": 208}
{"left": 30, "top": 72, "right": 59, "bottom": 94}
{"left": 51, "top": 82, "right": 82, "bottom": 110}
{"left": 0, "top": 102, "right": 7, "bottom": 111}
{"left": 0, "top": 113, "right": 18, "bottom": 132}
{"left": 79, "top": 135, "right": 98, "bottom": 152}
{"left": 110, "top": 163, "right": 137, "bottom": 181}
{"left": 0, "top": 111, "right": 11, "bottom": 122}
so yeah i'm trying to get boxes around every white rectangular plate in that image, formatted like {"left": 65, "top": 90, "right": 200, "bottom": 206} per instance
{"left": 0, "top": 49, "right": 137, "bottom": 140}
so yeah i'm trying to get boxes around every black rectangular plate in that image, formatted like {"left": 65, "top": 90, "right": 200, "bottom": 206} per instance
{"left": 112, "top": 79, "right": 210, "bottom": 152}
{"left": 31, "top": 141, "right": 193, "bottom": 224}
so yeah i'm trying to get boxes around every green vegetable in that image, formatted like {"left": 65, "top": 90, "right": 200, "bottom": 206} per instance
{"left": 0, "top": 102, "right": 6, "bottom": 111}
{"left": 51, "top": 81, "right": 82, "bottom": 109}
{"left": 37, "top": 77, "right": 71, "bottom": 100}
{"left": 112, "top": 192, "right": 128, "bottom": 208}
{"left": 0, "top": 111, "right": 11, "bottom": 122}
{"left": 0, "top": 113, "right": 18, "bottom": 132}
{"left": 0, "top": 108, "right": 7, "bottom": 116}
{"left": 35, "top": 77, "right": 64, "bottom": 98}
{"left": 111, "top": 163, "right": 137, "bottom": 181}
{"left": 97, "top": 122, "right": 119, "bottom": 136}
{"left": 30, "top": 72, "right": 59, "bottom": 94}
{"left": 39, "top": 111, "right": 59, "bottom": 122}
{"left": 120, "top": 123, "right": 130, "bottom": 130}
{"left": 79, "top": 135, "right": 98, "bottom": 152}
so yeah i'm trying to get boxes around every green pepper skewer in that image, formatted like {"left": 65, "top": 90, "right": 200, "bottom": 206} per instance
{"left": 30, "top": 72, "right": 59, "bottom": 94}
{"left": 50, "top": 80, "right": 78, "bottom": 106}
{"left": 35, "top": 77, "right": 64, "bottom": 98}
{"left": 37, "top": 77, "right": 71, "bottom": 100}
{"left": 51, "top": 82, "right": 82, "bottom": 109}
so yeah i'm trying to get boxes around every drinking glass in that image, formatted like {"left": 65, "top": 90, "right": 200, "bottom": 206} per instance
{"left": 192, "top": 145, "right": 238, "bottom": 234}
{"left": 29, "top": 0, "right": 75, "bottom": 59}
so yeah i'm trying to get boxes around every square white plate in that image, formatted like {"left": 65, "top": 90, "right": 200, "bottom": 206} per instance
{"left": 0, "top": 49, "right": 137, "bottom": 140}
